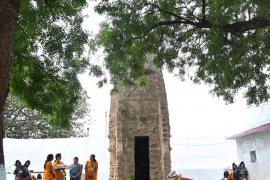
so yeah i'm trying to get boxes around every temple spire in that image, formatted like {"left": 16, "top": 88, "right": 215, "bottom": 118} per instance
{"left": 108, "top": 57, "right": 171, "bottom": 180}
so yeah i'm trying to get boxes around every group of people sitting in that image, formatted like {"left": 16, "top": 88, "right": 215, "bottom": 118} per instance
{"left": 43, "top": 153, "right": 98, "bottom": 180}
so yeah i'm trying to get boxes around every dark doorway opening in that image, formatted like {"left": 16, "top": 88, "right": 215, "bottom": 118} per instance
{"left": 135, "top": 136, "right": 150, "bottom": 180}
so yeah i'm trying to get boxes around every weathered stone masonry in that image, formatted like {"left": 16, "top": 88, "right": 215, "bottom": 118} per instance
{"left": 108, "top": 64, "right": 171, "bottom": 180}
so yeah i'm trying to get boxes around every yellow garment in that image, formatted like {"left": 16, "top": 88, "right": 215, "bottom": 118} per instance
{"left": 43, "top": 161, "right": 54, "bottom": 180}
{"left": 173, "top": 175, "right": 179, "bottom": 180}
{"left": 85, "top": 160, "right": 98, "bottom": 180}
{"left": 53, "top": 161, "right": 65, "bottom": 180}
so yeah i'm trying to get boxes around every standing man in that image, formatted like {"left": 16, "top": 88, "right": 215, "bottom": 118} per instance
{"left": 69, "top": 157, "right": 83, "bottom": 180}
{"left": 85, "top": 154, "right": 98, "bottom": 180}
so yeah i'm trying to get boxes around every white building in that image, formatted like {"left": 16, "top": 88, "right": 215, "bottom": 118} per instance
{"left": 228, "top": 123, "right": 270, "bottom": 180}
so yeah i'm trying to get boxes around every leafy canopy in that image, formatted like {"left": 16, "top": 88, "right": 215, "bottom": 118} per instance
{"left": 94, "top": 0, "right": 270, "bottom": 105}
{"left": 4, "top": 94, "right": 90, "bottom": 138}
{"left": 10, "top": 0, "right": 89, "bottom": 127}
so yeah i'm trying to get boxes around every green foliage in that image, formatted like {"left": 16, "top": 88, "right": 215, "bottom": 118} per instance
{"left": 93, "top": 0, "right": 270, "bottom": 105}
{"left": 4, "top": 94, "right": 90, "bottom": 138}
{"left": 10, "top": 0, "right": 89, "bottom": 127}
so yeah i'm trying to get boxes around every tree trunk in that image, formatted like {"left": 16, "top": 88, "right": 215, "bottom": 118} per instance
{"left": 0, "top": 0, "right": 20, "bottom": 179}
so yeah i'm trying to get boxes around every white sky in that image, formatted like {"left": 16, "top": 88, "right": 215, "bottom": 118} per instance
{"left": 79, "top": 1, "right": 270, "bottom": 139}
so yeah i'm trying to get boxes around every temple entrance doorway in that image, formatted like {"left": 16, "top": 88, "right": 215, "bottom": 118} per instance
{"left": 134, "top": 136, "right": 150, "bottom": 180}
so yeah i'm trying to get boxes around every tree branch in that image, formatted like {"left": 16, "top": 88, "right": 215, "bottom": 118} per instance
{"left": 201, "top": 0, "right": 206, "bottom": 20}
{"left": 144, "top": 19, "right": 186, "bottom": 37}
{"left": 222, "top": 17, "right": 270, "bottom": 33}
{"left": 144, "top": 18, "right": 210, "bottom": 37}
{"left": 145, "top": 2, "right": 195, "bottom": 24}
{"left": 144, "top": 16, "right": 270, "bottom": 37}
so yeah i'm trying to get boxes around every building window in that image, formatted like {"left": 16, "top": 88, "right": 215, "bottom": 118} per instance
{"left": 250, "top": 151, "right": 257, "bottom": 162}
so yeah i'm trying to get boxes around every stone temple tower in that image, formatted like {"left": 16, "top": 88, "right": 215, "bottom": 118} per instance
{"left": 108, "top": 61, "right": 171, "bottom": 180}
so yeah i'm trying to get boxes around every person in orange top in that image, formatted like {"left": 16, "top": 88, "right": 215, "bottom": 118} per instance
{"left": 85, "top": 154, "right": 98, "bottom": 180}
{"left": 43, "top": 154, "right": 55, "bottom": 180}
{"left": 32, "top": 175, "right": 37, "bottom": 180}
{"left": 53, "top": 153, "right": 66, "bottom": 180}
{"left": 168, "top": 171, "right": 179, "bottom": 180}
{"left": 173, "top": 174, "right": 179, "bottom": 180}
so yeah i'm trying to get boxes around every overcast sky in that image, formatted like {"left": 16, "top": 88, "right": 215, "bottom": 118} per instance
{"left": 78, "top": 1, "right": 270, "bottom": 139}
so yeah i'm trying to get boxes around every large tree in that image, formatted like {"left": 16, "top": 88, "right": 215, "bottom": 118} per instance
{"left": 0, "top": 0, "right": 89, "bottom": 178}
{"left": 94, "top": 0, "right": 270, "bottom": 105}
{"left": 4, "top": 95, "right": 90, "bottom": 138}
{"left": 0, "top": 1, "right": 20, "bottom": 178}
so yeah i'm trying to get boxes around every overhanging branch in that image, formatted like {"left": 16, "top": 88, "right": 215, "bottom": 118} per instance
{"left": 144, "top": 17, "right": 270, "bottom": 37}
{"left": 223, "top": 17, "right": 270, "bottom": 33}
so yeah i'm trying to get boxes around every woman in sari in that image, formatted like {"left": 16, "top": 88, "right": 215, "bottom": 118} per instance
{"left": 84, "top": 154, "right": 98, "bottom": 180}
{"left": 69, "top": 157, "right": 83, "bottom": 180}
{"left": 43, "top": 154, "right": 55, "bottom": 180}
{"left": 53, "top": 153, "right": 66, "bottom": 180}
